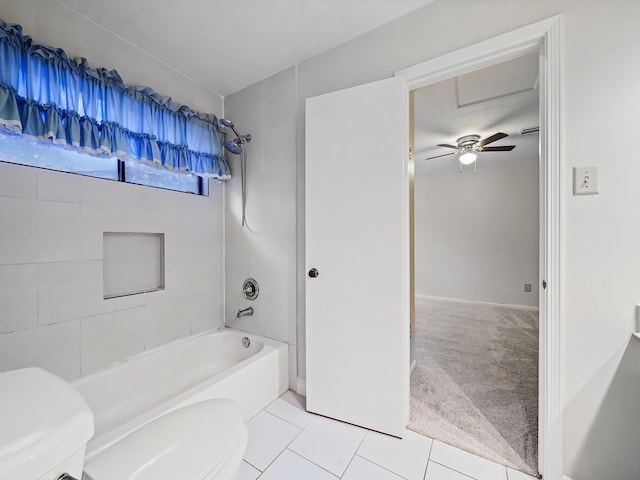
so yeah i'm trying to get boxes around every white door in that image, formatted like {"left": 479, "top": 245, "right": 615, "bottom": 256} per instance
{"left": 305, "top": 76, "right": 410, "bottom": 437}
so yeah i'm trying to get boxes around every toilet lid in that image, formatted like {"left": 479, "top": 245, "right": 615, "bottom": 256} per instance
{"left": 84, "top": 399, "right": 245, "bottom": 480}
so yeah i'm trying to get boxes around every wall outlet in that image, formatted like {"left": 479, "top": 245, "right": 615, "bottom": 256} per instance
{"left": 524, "top": 284, "right": 532, "bottom": 292}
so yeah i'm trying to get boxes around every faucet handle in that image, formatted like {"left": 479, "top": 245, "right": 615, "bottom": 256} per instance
{"left": 243, "top": 278, "right": 259, "bottom": 300}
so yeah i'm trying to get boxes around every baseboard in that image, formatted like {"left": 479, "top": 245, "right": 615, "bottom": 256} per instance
{"left": 416, "top": 294, "right": 539, "bottom": 312}
{"left": 296, "top": 377, "right": 306, "bottom": 397}
{"left": 410, "top": 359, "right": 417, "bottom": 376}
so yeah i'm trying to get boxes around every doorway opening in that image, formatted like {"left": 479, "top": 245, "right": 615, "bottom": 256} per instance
{"left": 408, "top": 53, "right": 541, "bottom": 475}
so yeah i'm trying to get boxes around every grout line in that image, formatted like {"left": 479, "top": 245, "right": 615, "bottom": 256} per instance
{"left": 284, "top": 448, "right": 339, "bottom": 479}
{"left": 334, "top": 429, "right": 369, "bottom": 478}
{"left": 264, "top": 401, "right": 314, "bottom": 429}
{"left": 428, "top": 460, "right": 480, "bottom": 480}
{"left": 254, "top": 447, "right": 286, "bottom": 476}
{"left": 353, "top": 454, "right": 408, "bottom": 479}
{"left": 422, "top": 437, "right": 435, "bottom": 479}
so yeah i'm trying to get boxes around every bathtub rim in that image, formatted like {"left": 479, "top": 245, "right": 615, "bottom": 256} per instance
{"left": 72, "top": 327, "right": 288, "bottom": 460}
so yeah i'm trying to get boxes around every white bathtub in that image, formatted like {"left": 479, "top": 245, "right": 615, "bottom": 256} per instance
{"left": 71, "top": 328, "right": 288, "bottom": 460}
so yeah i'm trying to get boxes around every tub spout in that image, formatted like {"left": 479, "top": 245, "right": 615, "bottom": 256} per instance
{"left": 237, "top": 306, "right": 254, "bottom": 318}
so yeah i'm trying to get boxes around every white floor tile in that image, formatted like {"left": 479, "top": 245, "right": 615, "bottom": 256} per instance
{"left": 342, "top": 456, "right": 404, "bottom": 480}
{"left": 357, "top": 429, "right": 432, "bottom": 480}
{"left": 243, "top": 411, "right": 301, "bottom": 471}
{"left": 260, "top": 449, "right": 338, "bottom": 480}
{"left": 236, "top": 461, "right": 260, "bottom": 480}
{"left": 288, "top": 415, "right": 367, "bottom": 477}
{"left": 266, "top": 392, "right": 314, "bottom": 428}
{"left": 507, "top": 467, "right": 538, "bottom": 480}
{"left": 430, "top": 441, "right": 508, "bottom": 480}
{"left": 425, "top": 461, "right": 475, "bottom": 480}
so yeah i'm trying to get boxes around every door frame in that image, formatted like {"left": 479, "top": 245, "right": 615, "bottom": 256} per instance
{"left": 395, "top": 15, "right": 564, "bottom": 479}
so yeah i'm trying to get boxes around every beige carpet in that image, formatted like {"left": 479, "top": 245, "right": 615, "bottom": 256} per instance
{"left": 409, "top": 296, "right": 539, "bottom": 476}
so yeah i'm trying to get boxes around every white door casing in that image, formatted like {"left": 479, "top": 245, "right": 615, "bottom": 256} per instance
{"left": 395, "top": 15, "right": 563, "bottom": 479}
{"left": 305, "top": 76, "right": 410, "bottom": 437}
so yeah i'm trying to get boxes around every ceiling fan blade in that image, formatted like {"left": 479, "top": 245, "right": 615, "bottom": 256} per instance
{"left": 424, "top": 152, "right": 456, "bottom": 160}
{"left": 481, "top": 145, "right": 516, "bottom": 152}
{"left": 436, "top": 144, "right": 459, "bottom": 150}
{"left": 478, "top": 132, "right": 508, "bottom": 147}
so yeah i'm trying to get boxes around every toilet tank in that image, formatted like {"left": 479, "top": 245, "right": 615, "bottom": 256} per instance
{"left": 0, "top": 368, "right": 94, "bottom": 480}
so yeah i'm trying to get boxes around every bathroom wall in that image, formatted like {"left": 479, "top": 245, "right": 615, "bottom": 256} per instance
{"left": 414, "top": 152, "right": 540, "bottom": 307}
{"left": 0, "top": 0, "right": 223, "bottom": 113}
{"left": 229, "top": 0, "right": 640, "bottom": 477}
{"left": 0, "top": 0, "right": 225, "bottom": 380}
{"left": 223, "top": 67, "right": 298, "bottom": 389}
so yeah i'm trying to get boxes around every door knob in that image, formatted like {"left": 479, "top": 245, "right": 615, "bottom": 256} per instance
{"left": 308, "top": 268, "right": 319, "bottom": 278}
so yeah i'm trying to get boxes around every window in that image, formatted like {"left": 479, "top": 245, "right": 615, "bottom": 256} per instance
{"left": 123, "top": 159, "right": 208, "bottom": 196}
{"left": 0, "top": 132, "right": 208, "bottom": 195}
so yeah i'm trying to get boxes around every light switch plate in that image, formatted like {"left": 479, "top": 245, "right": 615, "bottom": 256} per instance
{"left": 573, "top": 166, "right": 599, "bottom": 195}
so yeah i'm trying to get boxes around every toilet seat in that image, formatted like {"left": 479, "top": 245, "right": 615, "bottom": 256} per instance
{"left": 83, "top": 399, "right": 247, "bottom": 480}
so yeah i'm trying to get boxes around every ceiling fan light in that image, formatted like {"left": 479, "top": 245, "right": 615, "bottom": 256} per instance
{"left": 459, "top": 151, "right": 477, "bottom": 165}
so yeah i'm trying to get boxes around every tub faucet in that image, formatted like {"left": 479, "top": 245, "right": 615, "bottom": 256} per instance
{"left": 236, "top": 306, "right": 254, "bottom": 318}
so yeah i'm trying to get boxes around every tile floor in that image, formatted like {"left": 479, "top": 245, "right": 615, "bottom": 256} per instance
{"left": 238, "top": 391, "right": 538, "bottom": 480}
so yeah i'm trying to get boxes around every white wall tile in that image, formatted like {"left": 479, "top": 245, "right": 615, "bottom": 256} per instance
{"left": 0, "top": 264, "right": 37, "bottom": 334}
{"left": 143, "top": 299, "right": 192, "bottom": 350}
{"left": 0, "top": 162, "right": 37, "bottom": 199}
{"left": 37, "top": 168, "right": 114, "bottom": 205}
{"left": 0, "top": 320, "right": 81, "bottom": 379}
{"left": 38, "top": 261, "right": 115, "bottom": 325}
{"left": 225, "top": 253, "right": 252, "bottom": 328}
{"left": 0, "top": 197, "right": 81, "bottom": 264}
{"left": 164, "top": 254, "right": 213, "bottom": 298}
{"left": 114, "top": 288, "right": 167, "bottom": 310}
{"left": 185, "top": 293, "right": 223, "bottom": 334}
{"left": 80, "top": 307, "right": 147, "bottom": 375}
{"left": 79, "top": 204, "right": 164, "bottom": 260}
{"left": 224, "top": 68, "right": 298, "bottom": 385}
{"left": 228, "top": 308, "right": 265, "bottom": 337}
{"left": 263, "top": 294, "right": 289, "bottom": 342}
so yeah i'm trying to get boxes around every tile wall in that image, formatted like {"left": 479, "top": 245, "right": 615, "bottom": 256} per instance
{"left": 0, "top": 162, "right": 224, "bottom": 379}
{"left": 223, "top": 67, "right": 298, "bottom": 387}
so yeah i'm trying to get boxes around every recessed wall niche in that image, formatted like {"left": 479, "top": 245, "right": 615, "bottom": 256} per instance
{"left": 103, "top": 232, "right": 165, "bottom": 298}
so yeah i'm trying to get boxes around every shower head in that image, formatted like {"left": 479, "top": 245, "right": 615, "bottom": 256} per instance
{"left": 223, "top": 139, "right": 243, "bottom": 155}
{"left": 220, "top": 118, "right": 251, "bottom": 155}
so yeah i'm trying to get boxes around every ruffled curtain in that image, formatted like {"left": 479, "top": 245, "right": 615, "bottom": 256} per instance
{"left": 0, "top": 19, "right": 230, "bottom": 179}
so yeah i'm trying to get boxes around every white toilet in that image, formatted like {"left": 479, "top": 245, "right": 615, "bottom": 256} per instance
{"left": 0, "top": 368, "right": 248, "bottom": 480}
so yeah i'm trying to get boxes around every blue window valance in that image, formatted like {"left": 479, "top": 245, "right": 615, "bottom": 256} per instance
{"left": 0, "top": 19, "right": 230, "bottom": 180}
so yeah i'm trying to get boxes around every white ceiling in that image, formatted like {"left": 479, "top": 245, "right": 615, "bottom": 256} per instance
{"left": 57, "top": 0, "right": 437, "bottom": 97}
{"left": 415, "top": 53, "right": 540, "bottom": 167}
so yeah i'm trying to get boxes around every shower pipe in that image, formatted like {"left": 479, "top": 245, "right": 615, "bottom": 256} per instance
{"left": 219, "top": 119, "right": 251, "bottom": 227}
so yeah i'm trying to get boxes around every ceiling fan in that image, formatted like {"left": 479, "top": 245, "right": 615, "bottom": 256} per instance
{"left": 425, "top": 132, "right": 516, "bottom": 165}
